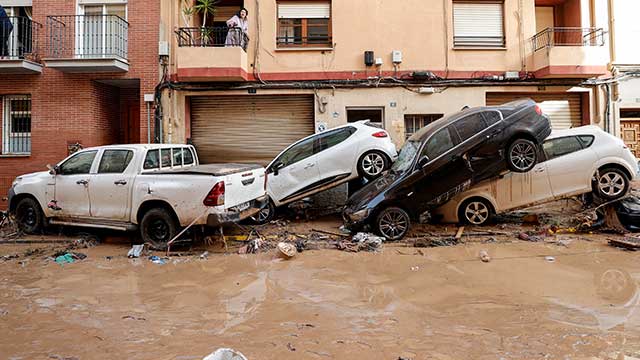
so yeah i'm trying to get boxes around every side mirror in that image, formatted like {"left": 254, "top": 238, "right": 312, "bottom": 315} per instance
{"left": 273, "top": 162, "right": 285, "bottom": 176}
{"left": 418, "top": 156, "right": 429, "bottom": 169}
{"left": 47, "top": 164, "right": 59, "bottom": 175}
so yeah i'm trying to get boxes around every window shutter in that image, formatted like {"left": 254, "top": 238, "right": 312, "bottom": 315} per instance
{"left": 278, "top": 2, "right": 330, "bottom": 19}
{"left": 1, "top": 0, "right": 32, "bottom": 6}
{"left": 453, "top": 2, "right": 504, "bottom": 47}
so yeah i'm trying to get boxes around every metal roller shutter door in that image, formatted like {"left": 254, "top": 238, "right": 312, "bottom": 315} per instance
{"left": 486, "top": 93, "right": 583, "bottom": 129}
{"left": 190, "top": 95, "right": 315, "bottom": 165}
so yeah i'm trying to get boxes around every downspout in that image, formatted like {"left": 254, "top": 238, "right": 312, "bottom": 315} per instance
{"left": 606, "top": 0, "right": 617, "bottom": 135}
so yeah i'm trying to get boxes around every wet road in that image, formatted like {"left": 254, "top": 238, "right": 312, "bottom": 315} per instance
{"left": 1, "top": 238, "right": 639, "bottom": 359}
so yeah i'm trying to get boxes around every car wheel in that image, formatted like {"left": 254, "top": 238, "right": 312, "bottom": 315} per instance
{"left": 507, "top": 138, "right": 537, "bottom": 173}
{"left": 250, "top": 200, "right": 276, "bottom": 225}
{"left": 459, "top": 198, "right": 494, "bottom": 226}
{"left": 140, "top": 208, "right": 178, "bottom": 250}
{"left": 358, "top": 151, "right": 389, "bottom": 180}
{"left": 14, "top": 197, "right": 44, "bottom": 234}
{"left": 594, "top": 167, "right": 629, "bottom": 200}
{"left": 376, "top": 207, "right": 410, "bottom": 240}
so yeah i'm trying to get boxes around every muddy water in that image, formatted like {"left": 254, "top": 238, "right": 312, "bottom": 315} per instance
{"left": 1, "top": 239, "right": 640, "bottom": 359}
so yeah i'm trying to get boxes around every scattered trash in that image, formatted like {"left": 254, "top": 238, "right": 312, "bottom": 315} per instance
{"left": 277, "top": 242, "right": 297, "bottom": 259}
{"left": 54, "top": 252, "right": 86, "bottom": 265}
{"left": 127, "top": 244, "right": 145, "bottom": 258}
{"left": 479, "top": 250, "right": 491, "bottom": 263}
{"left": 75, "top": 233, "right": 100, "bottom": 248}
{"left": 338, "top": 225, "right": 351, "bottom": 234}
{"left": 410, "top": 266, "right": 420, "bottom": 271}
{"left": 286, "top": 342, "right": 296, "bottom": 351}
{"left": 454, "top": 226, "right": 465, "bottom": 240}
{"left": 148, "top": 255, "right": 166, "bottom": 265}
{"left": 202, "top": 348, "right": 248, "bottom": 360}
{"left": 414, "top": 237, "right": 458, "bottom": 248}
{"left": 337, "top": 232, "right": 383, "bottom": 252}
{"left": 122, "top": 315, "right": 146, "bottom": 321}
{"left": 517, "top": 232, "right": 542, "bottom": 242}
{"left": 545, "top": 256, "right": 556, "bottom": 262}
{"left": 200, "top": 251, "right": 209, "bottom": 259}
{"left": 608, "top": 235, "right": 640, "bottom": 251}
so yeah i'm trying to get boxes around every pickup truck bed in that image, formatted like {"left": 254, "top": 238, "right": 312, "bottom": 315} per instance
{"left": 148, "top": 163, "right": 263, "bottom": 176}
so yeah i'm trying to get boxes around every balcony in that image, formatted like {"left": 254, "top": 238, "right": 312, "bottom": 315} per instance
{"left": 175, "top": 27, "right": 249, "bottom": 82}
{"left": 0, "top": 17, "right": 43, "bottom": 74}
{"left": 44, "top": 15, "right": 128, "bottom": 73}
{"left": 529, "top": 27, "right": 608, "bottom": 78}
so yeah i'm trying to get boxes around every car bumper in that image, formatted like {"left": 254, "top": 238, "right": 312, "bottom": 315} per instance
{"left": 206, "top": 195, "right": 269, "bottom": 227}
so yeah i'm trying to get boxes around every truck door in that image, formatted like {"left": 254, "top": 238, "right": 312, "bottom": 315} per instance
{"left": 54, "top": 150, "right": 97, "bottom": 218}
{"left": 88, "top": 149, "right": 136, "bottom": 221}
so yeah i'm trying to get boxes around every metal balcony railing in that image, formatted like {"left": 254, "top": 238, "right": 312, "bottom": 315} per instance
{"left": 176, "top": 27, "right": 248, "bottom": 51}
{"left": 45, "top": 15, "right": 128, "bottom": 60}
{"left": 0, "top": 16, "right": 41, "bottom": 61}
{"left": 531, "top": 27, "right": 605, "bottom": 52}
{"left": 276, "top": 35, "right": 332, "bottom": 48}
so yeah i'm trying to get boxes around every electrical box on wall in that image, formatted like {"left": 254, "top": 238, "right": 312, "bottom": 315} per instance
{"left": 375, "top": 57, "right": 383, "bottom": 66}
{"left": 364, "top": 51, "right": 374, "bottom": 67}
{"left": 392, "top": 50, "right": 402, "bottom": 64}
{"left": 158, "top": 41, "right": 169, "bottom": 56}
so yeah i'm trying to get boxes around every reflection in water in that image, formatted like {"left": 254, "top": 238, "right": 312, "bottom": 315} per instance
{"left": 218, "top": 272, "right": 268, "bottom": 335}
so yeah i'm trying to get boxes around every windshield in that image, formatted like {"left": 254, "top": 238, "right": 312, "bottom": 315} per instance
{"left": 391, "top": 140, "right": 420, "bottom": 173}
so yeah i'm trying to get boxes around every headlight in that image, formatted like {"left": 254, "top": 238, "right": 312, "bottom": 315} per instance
{"left": 11, "top": 177, "right": 22, "bottom": 187}
{"left": 349, "top": 208, "right": 370, "bottom": 222}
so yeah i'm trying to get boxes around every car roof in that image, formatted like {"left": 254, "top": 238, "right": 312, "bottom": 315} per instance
{"left": 546, "top": 125, "right": 603, "bottom": 140}
{"left": 80, "top": 143, "right": 194, "bottom": 152}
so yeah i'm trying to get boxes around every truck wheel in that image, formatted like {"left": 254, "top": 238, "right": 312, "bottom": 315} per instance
{"left": 14, "top": 197, "right": 44, "bottom": 234}
{"left": 358, "top": 151, "right": 389, "bottom": 180}
{"left": 594, "top": 167, "right": 629, "bottom": 200}
{"left": 507, "top": 138, "right": 537, "bottom": 173}
{"left": 376, "top": 207, "right": 410, "bottom": 241}
{"left": 458, "top": 198, "right": 494, "bottom": 226}
{"left": 250, "top": 200, "right": 276, "bottom": 225}
{"left": 140, "top": 208, "right": 178, "bottom": 250}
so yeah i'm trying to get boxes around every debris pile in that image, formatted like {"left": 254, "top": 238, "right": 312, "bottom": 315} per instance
{"left": 336, "top": 232, "right": 383, "bottom": 252}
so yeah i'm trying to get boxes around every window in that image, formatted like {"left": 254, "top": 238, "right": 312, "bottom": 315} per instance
{"left": 59, "top": 151, "right": 97, "bottom": 175}
{"left": 316, "top": 127, "right": 356, "bottom": 152}
{"left": 404, "top": 114, "right": 443, "bottom": 140}
{"left": 80, "top": 3, "right": 127, "bottom": 58}
{"left": 276, "top": 137, "right": 315, "bottom": 168}
{"left": 543, "top": 136, "right": 583, "bottom": 160}
{"left": 98, "top": 150, "right": 133, "bottom": 173}
{"left": 422, "top": 127, "right": 456, "bottom": 160}
{"left": 482, "top": 110, "right": 502, "bottom": 125}
{"left": 277, "top": 1, "right": 331, "bottom": 48}
{"left": 144, "top": 150, "right": 159, "bottom": 170}
{"left": 453, "top": 113, "right": 486, "bottom": 141}
{"left": 160, "top": 148, "right": 171, "bottom": 168}
{"left": 183, "top": 148, "right": 194, "bottom": 165}
{"left": 453, "top": 1, "right": 505, "bottom": 48}
{"left": 172, "top": 148, "right": 184, "bottom": 167}
{"left": 578, "top": 135, "right": 594, "bottom": 148}
{"left": 2, "top": 95, "right": 31, "bottom": 155}
{"left": 347, "top": 107, "right": 384, "bottom": 128}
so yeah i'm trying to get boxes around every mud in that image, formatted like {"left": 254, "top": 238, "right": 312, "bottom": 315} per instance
{"left": 1, "top": 231, "right": 640, "bottom": 359}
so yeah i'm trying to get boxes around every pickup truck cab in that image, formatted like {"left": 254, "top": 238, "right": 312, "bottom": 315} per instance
{"left": 8, "top": 144, "right": 267, "bottom": 248}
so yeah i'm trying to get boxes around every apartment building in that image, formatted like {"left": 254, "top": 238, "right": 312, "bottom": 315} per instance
{"left": 160, "top": 0, "right": 610, "bottom": 165}
{"left": 0, "top": 0, "right": 160, "bottom": 205}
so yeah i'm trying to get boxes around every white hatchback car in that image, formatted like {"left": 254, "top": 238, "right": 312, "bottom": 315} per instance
{"left": 434, "top": 126, "right": 639, "bottom": 225}
{"left": 252, "top": 121, "right": 397, "bottom": 223}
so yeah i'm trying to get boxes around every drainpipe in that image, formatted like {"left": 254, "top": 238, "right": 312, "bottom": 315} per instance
{"left": 606, "top": 0, "right": 617, "bottom": 136}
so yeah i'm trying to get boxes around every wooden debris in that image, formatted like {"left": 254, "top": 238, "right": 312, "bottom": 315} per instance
{"left": 455, "top": 226, "right": 465, "bottom": 240}
{"left": 608, "top": 235, "right": 640, "bottom": 251}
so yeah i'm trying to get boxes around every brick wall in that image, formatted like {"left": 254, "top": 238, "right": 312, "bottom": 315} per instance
{"left": 0, "top": 0, "right": 160, "bottom": 208}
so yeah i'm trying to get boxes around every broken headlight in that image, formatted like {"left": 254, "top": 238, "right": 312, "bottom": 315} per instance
{"left": 349, "top": 208, "right": 370, "bottom": 222}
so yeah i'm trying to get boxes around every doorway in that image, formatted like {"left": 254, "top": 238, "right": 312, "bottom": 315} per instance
{"left": 346, "top": 107, "right": 384, "bottom": 128}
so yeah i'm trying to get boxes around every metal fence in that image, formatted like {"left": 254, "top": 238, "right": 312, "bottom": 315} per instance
{"left": 1, "top": 96, "right": 31, "bottom": 155}
{"left": 176, "top": 27, "right": 248, "bottom": 50}
{"left": 276, "top": 35, "right": 332, "bottom": 48}
{"left": 531, "top": 27, "right": 605, "bottom": 52}
{"left": 0, "top": 16, "right": 41, "bottom": 61}
{"left": 45, "top": 15, "right": 128, "bottom": 59}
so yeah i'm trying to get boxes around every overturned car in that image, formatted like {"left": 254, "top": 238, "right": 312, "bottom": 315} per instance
{"left": 343, "top": 99, "right": 552, "bottom": 240}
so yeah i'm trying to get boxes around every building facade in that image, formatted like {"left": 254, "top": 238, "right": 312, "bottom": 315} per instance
{"left": 160, "top": 0, "right": 611, "bottom": 166}
{"left": 0, "top": 0, "right": 160, "bottom": 206}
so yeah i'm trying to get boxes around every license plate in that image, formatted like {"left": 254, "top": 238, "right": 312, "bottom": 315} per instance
{"left": 235, "top": 201, "right": 251, "bottom": 212}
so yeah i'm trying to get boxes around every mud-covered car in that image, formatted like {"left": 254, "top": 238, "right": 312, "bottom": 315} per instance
{"left": 343, "top": 99, "right": 552, "bottom": 240}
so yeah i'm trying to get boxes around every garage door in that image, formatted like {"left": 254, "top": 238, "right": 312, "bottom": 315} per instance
{"left": 486, "top": 93, "right": 583, "bottom": 129}
{"left": 190, "top": 95, "right": 315, "bottom": 164}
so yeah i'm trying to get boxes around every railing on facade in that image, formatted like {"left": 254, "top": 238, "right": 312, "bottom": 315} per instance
{"left": 0, "top": 16, "right": 42, "bottom": 62}
{"left": 45, "top": 15, "right": 128, "bottom": 60}
{"left": 531, "top": 27, "right": 605, "bottom": 52}
{"left": 276, "top": 35, "right": 332, "bottom": 48}
{"left": 176, "top": 27, "right": 248, "bottom": 51}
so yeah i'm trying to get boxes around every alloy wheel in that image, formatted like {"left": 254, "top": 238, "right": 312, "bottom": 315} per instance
{"left": 362, "top": 153, "right": 386, "bottom": 177}
{"left": 509, "top": 142, "right": 536, "bottom": 171}
{"left": 464, "top": 201, "right": 489, "bottom": 225}
{"left": 253, "top": 206, "right": 272, "bottom": 223}
{"left": 378, "top": 208, "right": 409, "bottom": 240}
{"left": 598, "top": 171, "right": 626, "bottom": 197}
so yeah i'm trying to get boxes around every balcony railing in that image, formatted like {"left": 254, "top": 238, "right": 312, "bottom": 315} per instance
{"left": 276, "top": 35, "right": 332, "bottom": 48}
{"left": 0, "top": 16, "right": 41, "bottom": 61}
{"left": 176, "top": 27, "right": 248, "bottom": 51}
{"left": 531, "top": 27, "right": 605, "bottom": 52}
{"left": 45, "top": 15, "right": 128, "bottom": 59}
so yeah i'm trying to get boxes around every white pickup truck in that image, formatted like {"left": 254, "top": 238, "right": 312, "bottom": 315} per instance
{"left": 7, "top": 144, "right": 268, "bottom": 248}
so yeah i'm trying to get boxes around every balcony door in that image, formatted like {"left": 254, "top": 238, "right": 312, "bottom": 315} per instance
{"left": 3, "top": 7, "right": 33, "bottom": 59}
{"left": 78, "top": 3, "right": 127, "bottom": 59}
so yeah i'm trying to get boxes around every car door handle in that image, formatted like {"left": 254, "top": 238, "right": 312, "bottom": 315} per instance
{"left": 76, "top": 179, "right": 88, "bottom": 185}
{"left": 304, "top": 163, "right": 315, "bottom": 169}
{"left": 114, "top": 180, "right": 127, "bottom": 185}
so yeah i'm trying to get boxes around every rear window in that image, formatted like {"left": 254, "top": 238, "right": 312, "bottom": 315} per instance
{"left": 578, "top": 135, "right": 595, "bottom": 148}
{"left": 172, "top": 148, "right": 184, "bottom": 166}
{"left": 184, "top": 148, "right": 194, "bottom": 165}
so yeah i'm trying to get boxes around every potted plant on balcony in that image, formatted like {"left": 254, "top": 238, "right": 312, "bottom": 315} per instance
{"left": 193, "top": 0, "right": 219, "bottom": 46}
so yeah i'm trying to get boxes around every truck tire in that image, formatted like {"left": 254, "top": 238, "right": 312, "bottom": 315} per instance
{"left": 507, "top": 138, "right": 537, "bottom": 173}
{"left": 14, "top": 197, "right": 44, "bottom": 234}
{"left": 140, "top": 208, "right": 178, "bottom": 250}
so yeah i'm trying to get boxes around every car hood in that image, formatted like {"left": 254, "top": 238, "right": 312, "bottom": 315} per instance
{"left": 345, "top": 170, "right": 402, "bottom": 213}
{"left": 15, "top": 171, "right": 49, "bottom": 181}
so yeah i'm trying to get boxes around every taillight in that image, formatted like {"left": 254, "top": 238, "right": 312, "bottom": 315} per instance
{"left": 535, "top": 105, "right": 543, "bottom": 115}
{"left": 372, "top": 131, "right": 388, "bottom": 138}
{"left": 203, "top": 181, "right": 225, "bottom": 206}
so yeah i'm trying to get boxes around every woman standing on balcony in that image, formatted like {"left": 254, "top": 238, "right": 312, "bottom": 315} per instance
{"left": 225, "top": 7, "right": 248, "bottom": 50}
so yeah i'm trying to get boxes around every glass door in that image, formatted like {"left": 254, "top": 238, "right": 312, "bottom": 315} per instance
{"left": 79, "top": 4, "right": 126, "bottom": 58}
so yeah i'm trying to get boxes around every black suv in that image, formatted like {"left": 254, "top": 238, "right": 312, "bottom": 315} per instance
{"left": 343, "top": 99, "right": 552, "bottom": 240}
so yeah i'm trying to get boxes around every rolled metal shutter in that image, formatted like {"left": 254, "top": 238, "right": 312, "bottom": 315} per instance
{"left": 278, "top": 2, "right": 331, "bottom": 18}
{"left": 453, "top": 2, "right": 504, "bottom": 47}
{"left": 190, "top": 95, "right": 315, "bottom": 165}
{"left": 486, "top": 93, "right": 583, "bottom": 129}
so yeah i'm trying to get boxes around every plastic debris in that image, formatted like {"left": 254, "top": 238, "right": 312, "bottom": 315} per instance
{"left": 148, "top": 255, "right": 166, "bottom": 265}
{"left": 277, "top": 242, "right": 297, "bottom": 259}
{"left": 479, "top": 250, "right": 491, "bottom": 263}
{"left": 545, "top": 256, "right": 556, "bottom": 262}
{"left": 127, "top": 245, "right": 145, "bottom": 258}
{"left": 337, "top": 232, "right": 383, "bottom": 252}
{"left": 200, "top": 251, "right": 209, "bottom": 259}
{"left": 203, "top": 348, "right": 248, "bottom": 360}
{"left": 54, "top": 252, "right": 86, "bottom": 265}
